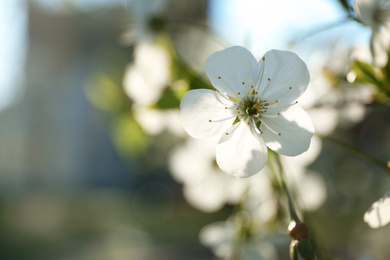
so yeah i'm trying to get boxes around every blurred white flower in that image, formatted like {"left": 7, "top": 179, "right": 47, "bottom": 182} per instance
{"left": 123, "top": 42, "right": 171, "bottom": 106}
{"left": 354, "top": 0, "right": 390, "bottom": 66}
{"left": 281, "top": 136, "right": 327, "bottom": 212}
{"left": 364, "top": 191, "right": 390, "bottom": 228}
{"left": 122, "top": 0, "right": 168, "bottom": 44}
{"left": 122, "top": 42, "right": 183, "bottom": 137}
{"left": 134, "top": 107, "right": 185, "bottom": 136}
{"left": 169, "top": 138, "right": 279, "bottom": 219}
{"left": 168, "top": 139, "right": 249, "bottom": 212}
{"left": 199, "top": 219, "right": 278, "bottom": 260}
{"left": 301, "top": 45, "right": 373, "bottom": 135}
{"left": 181, "top": 46, "right": 314, "bottom": 178}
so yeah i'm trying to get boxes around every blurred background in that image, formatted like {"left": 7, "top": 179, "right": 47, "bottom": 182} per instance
{"left": 0, "top": 0, "right": 389, "bottom": 259}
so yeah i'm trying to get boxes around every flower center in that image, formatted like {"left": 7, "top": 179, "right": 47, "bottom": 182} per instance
{"left": 209, "top": 58, "right": 297, "bottom": 137}
{"left": 243, "top": 100, "right": 261, "bottom": 116}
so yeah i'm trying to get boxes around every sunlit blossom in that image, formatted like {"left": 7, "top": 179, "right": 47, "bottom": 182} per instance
{"left": 168, "top": 139, "right": 249, "bottom": 212}
{"left": 123, "top": 42, "right": 171, "bottom": 106}
{"left": 281, "top": 136, "right": 327, "bottom": 211}
{"left": 199, "top": 219, "right": 278, "bottom": 260}
{"left": 364, "top": 191, "right": 390, "bottom": 228}
{"left": 180, "top": 46, "right": 314, "bottom": 177}
{"left": 122, "top": 42, "right": 183, "bottom": 137}
{"left": 354, "top": 0, "right": 390, "bottom": 66}
{"left": 301, "top": 45, "right": 373, "bottom": 135}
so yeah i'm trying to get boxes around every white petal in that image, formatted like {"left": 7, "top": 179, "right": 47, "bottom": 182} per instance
{"left": 205, "top": 46, "right": 258, "bottom": 96}
{"left": 364, "top": 191, "right": 390, "bottom": 228}
{"left": 306, "top": 107, "right": 338, "bottom": 136}
{"left": 259, "top": 50, "right": 310, "bottom": 104}
{"left": 182, "top": 183, "right": 226, "bottom": 212}
{"left": 282, "top": 135, "right": 322, "bottom": 168}
{"left": 260, "top": 105, "right": 314, "bottom": 156}
{"left": 216, "top": 122, "right": 268, "bottom": 178}
{"left": 294, "top": 170, "right": 327, "bottom": 211}
{"left": 180, "top": 89, "right": 236, "bottom": 139}
{"left": 370, "top": 27, "right": 390, "bottom": 67}
{"left": 354, "top": 0, "right": 377, "bottom": 26}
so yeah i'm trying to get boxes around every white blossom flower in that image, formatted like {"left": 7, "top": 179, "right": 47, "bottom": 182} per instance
{"left": 364, "top": 191, "right": 390, "bottom": 228}
{"left": 180, "top": 46, "right": 314, "bottom": 178}
{"left": 199, "top": 219, "right": 278, "bottom": 260}
{"left": 122, "top": 0, "right": 168, "bottom": 45}
{"left": 122, "top": 42, "right": 185, "bottom": 137}
{"left": 281, "top": 136, "right": 327, "bottom": 211}
{"left": 300, "top": 45, "right": 373, "bottom": 135}
{"left": 123, "top": 42, "right": 171, "bottom": 106}
{"left": 168, "top": 139, "right": 248, "bottom": 212}
{"left": 354, "top": 0, "right": 390, "bottom": 66}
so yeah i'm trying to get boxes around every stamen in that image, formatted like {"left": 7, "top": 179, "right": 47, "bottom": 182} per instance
{"left": 260, "top": 113, "right": 281, "bottom": 118}
{"left": 260, "top": 120, "right": 281, "bottom": 136}
{"left": 254, "top": 59, "right": 266, "bottom": 92}
{"left": 213, "top": 90, "right": 237, "bottom": 105}
{"left": 250, "top": 117, "right": 261, "bottom": 135}
{"left": 225, "top": 123, "right": 240, "bottom": 136}
{"left": 265, "top": 101, "right": 298, "bottom": 113}
{"left": 267, "top": 87, "right": 293, "bottom": 102}
{"left": 258, "top": 78, "right": 272, "bottom": 99}
{"left": 209, "top": 115, "right": 237, "bottom": 123}
{"left": 217, "top": 76, "right": 239, "bottom": 98}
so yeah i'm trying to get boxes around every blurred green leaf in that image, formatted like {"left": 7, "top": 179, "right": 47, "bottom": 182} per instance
{"left": 352, "top": 60, "right": 390, "bottom": 102}
{"left": 154, "top": 80, "right": 190, "bottom": 109}
{"left": 352, "top": 60, "right": 381, "bottom": 86}
{"left": 84, "top": 73, "right": 126, "bottom": 112}
{"left": 172, "top": 57, "right": 212, "bottom": 91}
{"left": 111, "top": 113, "right": 148, "bottom": 158}
{"left": 155, "top": 87, "right": 181, "bottom": 109}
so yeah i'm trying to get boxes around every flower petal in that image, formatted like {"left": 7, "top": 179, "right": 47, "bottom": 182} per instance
{"left": 180, "top": 89, "right": 236, "bottom": 139}
{"left": 364, "top": 191, "right": 390, "bottom": 228}
{"left": 259, "top": 50, "right": 310, "bottom": 104}
{"left": 370, "top": 27, "right": 390, "bottom": 67}
{"left": 216, "top": 122, "right": 268, "bottom": 178}
{"left": 354, "top": 0, "right": 377, "bottom": 26}
{"left": 260, "top": 105, "right": 314, "bottom": 156}
{"left": 205, "top": 46, "right": 259, "bottom": 96}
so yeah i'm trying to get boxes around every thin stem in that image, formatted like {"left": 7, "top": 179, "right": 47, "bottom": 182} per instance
{"left": 321, "top": 135, "right": 390, "bottom": 176}
{"left": 269, "top": 150, "right": 300, "bottom": 222}
{"left": 289, "top": 17, "right": 352, "bottom": 45}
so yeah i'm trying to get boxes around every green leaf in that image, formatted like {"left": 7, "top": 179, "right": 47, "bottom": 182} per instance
{"left": 351, "top": 60, "right": 388, "bottom": 93}
{"left": 155, "top": 87, "right": 181, "bottom": 109}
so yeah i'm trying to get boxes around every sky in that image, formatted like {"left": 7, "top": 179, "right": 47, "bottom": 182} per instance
{"left": 208, "top": 0, "right": 370, "bottom": 57}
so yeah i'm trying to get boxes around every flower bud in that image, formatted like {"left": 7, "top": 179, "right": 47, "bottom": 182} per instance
{"left": 288, "top": 220, "right": 308, "bottom": 240}
{"left": 288, "top": 221, "right": 320, "bottom": 260}
{"left": 290, "top": 237, "right": 317, "bottom": 260}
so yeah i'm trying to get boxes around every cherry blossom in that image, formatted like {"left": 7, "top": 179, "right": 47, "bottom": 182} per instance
{"left": 180, "top": 46, "right": 314, "bottom": 177}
